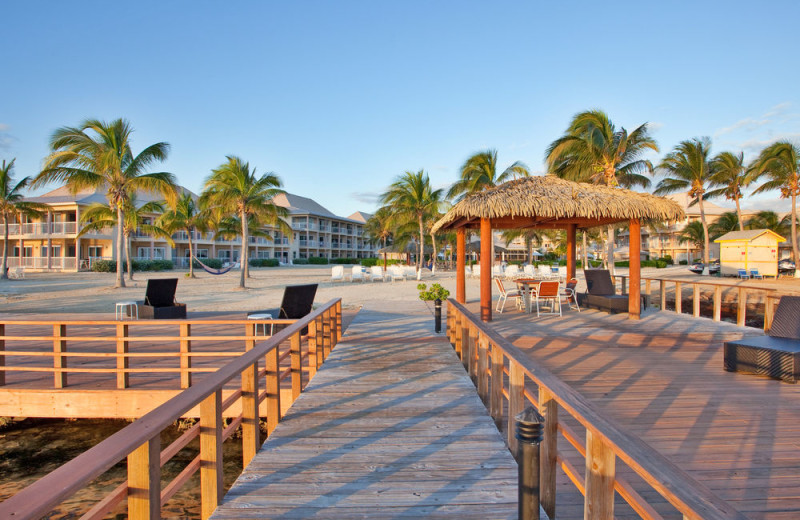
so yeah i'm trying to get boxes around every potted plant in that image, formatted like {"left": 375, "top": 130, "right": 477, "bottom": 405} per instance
{"left": 417, "top": 283, "right": 450, "bottom": 333}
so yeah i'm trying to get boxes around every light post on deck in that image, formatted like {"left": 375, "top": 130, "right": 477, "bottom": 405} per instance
{"left": 516, "top": 406, "right": 544, "bottom": 520}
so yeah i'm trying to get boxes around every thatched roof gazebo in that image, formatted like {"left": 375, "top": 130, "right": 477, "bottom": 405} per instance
{"left": 432, "top": 175, "right": 684, "bottom": 321}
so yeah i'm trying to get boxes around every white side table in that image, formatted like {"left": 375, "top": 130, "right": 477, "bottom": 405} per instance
{"left": 116, "top": 301, "right": 138, "bottom": 320}
{"left": 247, "top": 313, "right": 274, "bottom": 336}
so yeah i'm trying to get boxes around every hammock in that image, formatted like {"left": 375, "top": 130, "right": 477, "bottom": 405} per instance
{"left": 191, "top": 254, "right": 236, "bottom": 275}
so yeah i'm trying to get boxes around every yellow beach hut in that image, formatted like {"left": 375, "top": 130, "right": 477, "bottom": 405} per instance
{"left": 714, "top": 229, "right": 785, "bottom": 278}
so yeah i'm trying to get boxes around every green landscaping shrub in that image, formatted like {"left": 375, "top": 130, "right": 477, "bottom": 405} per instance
{"left": 249, "top": 258, "right": 279, "bottom": 267}
{"left": 308, "top": 257, "right": 329, "bottom": 264}
{"left": 91, "top": 260, "right": 116, "bottom": 272}
{"left": 292, "top": 258, "right": 309, "bottom": 265}
{"left": 679, "top": 260, "right": 688, "bottom": 265}
{"left": 193, "top": 258, "right": 222, "bottom": 269}
{"left": 331, "top": 258, "right": 359, "bottom": 264}
{"left": 660, "top": 255, "right": 673, "bottom": 264}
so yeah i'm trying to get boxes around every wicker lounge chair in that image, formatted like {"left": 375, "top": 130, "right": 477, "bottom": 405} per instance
{"left": 138, "top": 278, "right": 187, "bottom": 319}
{"left": 578, "top": 269, "right": 629, "bottom": 314}
{"left": 724, "top": 295, "right": 800, "bottom": 383}
{"left": 248, "top": 283, "right": 318, "bottom": 334}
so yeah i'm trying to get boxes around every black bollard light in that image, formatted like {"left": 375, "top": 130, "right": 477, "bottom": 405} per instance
{"left": 516, "top": 406, "right": 544, "bottom": 520}
{"left": 434, "top": 299, "right": 442, "bottom": 333}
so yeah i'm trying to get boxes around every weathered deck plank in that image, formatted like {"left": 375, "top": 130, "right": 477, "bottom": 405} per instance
{"left": 211, "top": 306, "right": 519, "bottom": 519}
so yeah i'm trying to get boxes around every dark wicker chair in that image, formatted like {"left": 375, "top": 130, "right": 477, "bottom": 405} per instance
{"left": 578, "top": 269, "right": 629, "bottom": 314}
{"left": 249, "top": 283, "right": 318, "bottom": 334}
{"left": 724, "top": 295, "right": 800, "bottom": 383}
{"left": 138, "top": 278, "right": 187, "bottom": 319}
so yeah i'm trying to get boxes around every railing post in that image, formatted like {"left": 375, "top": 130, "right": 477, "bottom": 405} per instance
{"left": 328, "top": 306, "right": 336, "bottom": 355}
{"left": 322, "top": 309, "right": 332, "bottom": 361}
{"left": 675, "top": 281, "right": 682, "bottom": 314}
{"left": 180, "top": 323, "right": 191, "bottom": 389}
{"left": 0, "top": 323, "right": 4, "bottom": 387}
{"left": 336, "top": 300, "right": 342, "bottom": 343}
{"left": 454, "top": 312, "right": 463, "bottom": 359}
{"left": 507, "top": 361, "right": 524, "bottom": 456}
{"left": 737, "top": 288, "right": 747, "bottom": 327}
{"left": 477, "top": 333, "right": 489, "bottom": 405}
{"left": 467, "top": 327, "right": 478, "bottom": 385}
{"left": 127, "top": 437, "right": 161, "bottom": 520}
{"left": 584, "top": 429, "right": 616, "bottom": 520}
{"left": 200, "top": 390, "right": 223, "bottom": 520}
{"left": 660, "top": 280, "right": 666, "bottom": 311}
{"left": 54, "top": 324, "right": 67, "bottom": 388}
{"left": 265, "top": 344, "right": 281, "bottom": 435}
{"left": 290, "top": 331, "right": 302, "bottom": 400}
{"left": 714, "top": 285, "right": 722, "bottom": 322}
{"left": 539, "top": 387, "right": 558, "bottom": 520}
{"left": 241, "top": 358, "right": 260, "bottom": 468}
{"left": 116, "top": 323, "right": 129, "bottom": 389}
{"left": 644, "top": 279, "right": 651, "bottom": 309}
{"left": 307, "top": 318, "right": 318, "bottom": 380}
{"left": 516, "top": 407, "right": 544, "bottom": 520}
{"left": 490, "top": 343, "right": 504, "bottom": 430}
{"left": 693, "top": 284, "right": 700, "bottom": 317}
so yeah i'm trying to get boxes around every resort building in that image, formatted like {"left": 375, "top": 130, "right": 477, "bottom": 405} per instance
{"left": 1, "top": 186, "right": 377, "bottom": 272}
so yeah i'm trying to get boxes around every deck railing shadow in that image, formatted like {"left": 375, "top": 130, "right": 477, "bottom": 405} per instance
{"left": 447, "top": 298, "right": 749, "bottom": 520}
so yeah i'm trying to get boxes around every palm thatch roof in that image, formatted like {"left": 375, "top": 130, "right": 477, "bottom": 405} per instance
{"left": 432, "top": 175, "right": 685, "bottom": 232}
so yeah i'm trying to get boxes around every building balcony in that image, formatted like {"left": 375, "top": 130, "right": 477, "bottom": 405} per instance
{"left": 10, "top": 222, "right": 79, "bottom": 236}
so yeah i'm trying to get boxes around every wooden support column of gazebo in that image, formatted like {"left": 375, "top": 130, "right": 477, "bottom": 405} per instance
{"left": 435, "top": 176, "right": 684, "bottom": 323}
{"left": 456, "top": 228, "right": 466, "bottom": 303}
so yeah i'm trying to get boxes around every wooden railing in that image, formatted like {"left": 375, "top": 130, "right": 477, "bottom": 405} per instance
{"left": 446, "top": 299, "right": 748, "bottom": 520}
{"left": 616, "top": 275, "right": 780, "bottom": 330}
{"left": 0, "top": 299, "right": 343, "bottom": 520}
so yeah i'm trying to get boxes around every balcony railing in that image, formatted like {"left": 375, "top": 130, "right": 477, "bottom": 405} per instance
{"left": 11, "top": 222, "right": 79, "bottom": 235}
{"left": 5, "top": 257, "right": 79, "bottom": 270}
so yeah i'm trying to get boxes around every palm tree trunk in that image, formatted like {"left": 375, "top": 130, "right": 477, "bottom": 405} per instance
{"left": 125, "top": 233, "right": 134, "bottom": 281}
{"left": 607, "top": 225, "right": 615, "bottom": 275}
{"left": 698, "top": 196, "right": 711, "bottom": 274}
{"left": 2, "top": 215, "right": 9, "bottom": 279}
{"left": 115, "top": 205, "right": 125, "bottom": 288}
{"left": 792, "top": 193, "right": 799, "bottom": 278}
{"left": 382, "top": 237, "right": 387, "bottom": 270}
{"left": 431, "top": 232, "right": 437, "bottom": 275}
{"left": 583, "top": 231, "right": 588, "bottom": 269}
{"left": 417, "top": 215, "right": 423, "bottom": 281}
{"left": 188, "top": 229, "right": 195, "bottom": 278}
{"left": 735, "top": 196, "right": 744, "bottom": 231}
{"left": 240, "top": 209, "right": 248, "bottom": 288}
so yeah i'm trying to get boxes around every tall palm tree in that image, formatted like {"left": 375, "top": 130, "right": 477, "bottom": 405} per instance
{"left": 447, "top": 149, "right": 529, "bottom": 202}
{"left": 380, "top": 170, "right": 443, "bottom": 280}
{"left": 201, "top": 156, "right": 286, "bottom": 288}
{"left": 707, "top": 151, "right": 748, "bottom": 231}
{"left": 545, "top": 110, "right": 658, "bottom": 270}
{"left": 79, "top": 196, "right": 173, "bottom": 280}
{"left": 655, "top": 138, "right": 714, "bottom": 273}
{"left": 0, "top": 159, "right": 49, "bottom": 279}
{"left": 677, "top": 220, "right": 706, "bottom": 261}
{"left": 364, "top": 206, "right": 394, "bottom": 269}
{"left": 158, "top": 192, "right": 210, "bottom": 278}
{"left": 749, "top": 141, "right": 800, "bottom": 267}
{"left": 501, "top": 228, "right": 542, "bottom": 264}
{"left": 33, "top": 118, "right": 176, "bottom": 288}
{"left": 745, "top": 210, "right": 791, "bottom": 236}
{"left": 708, "top": 211, "right": 741, "bottom": 238}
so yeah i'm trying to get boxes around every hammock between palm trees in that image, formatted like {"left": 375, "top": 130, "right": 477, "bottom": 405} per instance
{"left": 189, "top": 253, "right": 237, "bottom": 275}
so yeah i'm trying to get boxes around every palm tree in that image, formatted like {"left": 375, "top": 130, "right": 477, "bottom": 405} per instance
{"left": 380, "top": 170, "right": 443, "bottom": 280}
{"left": 364, "top": 207, "right": 394, "bottom": 269}
{"left": 501, "top": 228, "right": 542, "bottom": 264}
{"left": 0, "top": 159, "right": 49, "bottom": 279}
{"left": 33, "top": 118, "right": 176, "bottom": 288}
{"left": 545, "top": 110, "right": 658, "bottom": 270}
{"left": 707, "top": 151, "right": 748, "bottom": 231}
{"left": 708, "top": 211, "right": 741, "bottom": 238}
{"left": 745, "top": 210, "right": 791, "bottom": 236}
{"left": 447, "top": 149, "right": 529, "bottom": 202}
{"left": 749, "top": 141, "right": 800, "bottom": 267}
{"left": 158, "top": 193, "right": 210, "bottom": 278}
{"left": 201, "top": 156, "right": 286, "bottom": 288}
{"left": 677, "top": 220, "right": 706, "bottom": 261}
{"left": 655, "top": 138, "right": 714, "bottom": 273}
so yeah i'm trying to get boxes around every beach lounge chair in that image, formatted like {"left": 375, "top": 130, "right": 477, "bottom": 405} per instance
{"left": 138, "top": 278, "right": 187, "bottom": 319}
{"left": 472, "top": 265, "right": 481, "bottom": 278}
{"left": 504, "top": 264, "right": 520, "bottom": 280}
{"left": 494, "top": 277, "right": 521, "bottom": 313}
{"left": 331, "top": 265, "right": 345, "bottom": 282}
{"left": 248, "top": 283, "right": 318, "bottom": 334}
{"left": 534, "top": 280, "right": 562, "bottom": 317}
{"left": 750, "top": 268, "right": 763, "bottom": 280}
{"left": 724, "top": 295, "right": 800, "bottom": 383}
{"left": 562, "top": 277, "right": 580, "bottom": 312}
{"left": 350, "top": 265, "right": 365, "bottom": 282}
{"left": 387, "top": 265, "right": 405, "bottom": 282}
{"left": 492, "top": 264, "right": 504, "bottom": 277}
{"left": 368, "top": 265, "right": 385, "bottom": 282}
{"left": 558, "top": 266, "right": 567, "bottom": 282}
{"left": 737, "top": 269, "right": 750, "bottom": 280}
{"left": 523, "top": 264, "right": 536, "bottom": 278}
{"left": 404, "top": 265, "right": 417, "bottom": 279}
{"left": 579, "top": 269, "right": 629, "bottom": 314}
{"left": 9, "top": 267, "right": 24, "bottom": 279}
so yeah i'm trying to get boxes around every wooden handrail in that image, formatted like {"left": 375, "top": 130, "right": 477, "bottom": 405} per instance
{"left": 0, "top": 299, "right": 342, "bottom": 520}
{"left": 447, "top": 298, "right": 747, "bottom": 520}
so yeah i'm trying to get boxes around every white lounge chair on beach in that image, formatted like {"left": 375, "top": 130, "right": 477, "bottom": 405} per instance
{"left": 504, "top": 264, "right": 520, "bottom": 280}
{"left": 387, "top": 265, "right": 405, "bottom": 282}
{"left": 472, "top": 265, "right": 481, "bottom": 278}
{"left": 331, "top": 265, "right": 345, "bottom": 282}
{"left": 523, "top": 264, "right": 536, "bottom": 278}
{"left": 350, "top": 265, "right": 365, "bottom": 282}
{"left": 368, "top": 265, "right": 385, "bottom": 282}
{"left": 405, "top": 265, "right": 417, "bottom": 279}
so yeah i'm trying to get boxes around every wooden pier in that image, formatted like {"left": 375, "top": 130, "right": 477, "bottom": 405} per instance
{"left": 211, "top": 306, "right": 519, "bottom": 519}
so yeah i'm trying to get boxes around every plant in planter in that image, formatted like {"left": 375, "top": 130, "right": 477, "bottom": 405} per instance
{"left": 417, "top": 283, "right": 450, "bottom": 333}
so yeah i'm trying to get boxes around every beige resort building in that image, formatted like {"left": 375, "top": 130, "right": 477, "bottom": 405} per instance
{"left": 1, "top": 186, "right": 377, "bottom": 272}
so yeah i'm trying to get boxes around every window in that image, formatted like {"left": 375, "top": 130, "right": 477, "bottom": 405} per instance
{"left": 88, "top": 246, "right": 103, "bottom": 258}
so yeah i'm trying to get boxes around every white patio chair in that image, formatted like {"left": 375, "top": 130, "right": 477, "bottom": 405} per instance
{"left": 558, "top": 266, "right": 567, "bottom": 282}
{"left": 562, "top": 277, "right": 580, "bottom": 312}
{"left": 405, "top": 265, "right": 417, "bottom": 279}
{"left": 10, "top": 267, "right": 24, "bottom": 279}
{"left": 504, "top": 264, "right": 520, "bottom": 280}
{"left": 387, "top": 265, "right": 405, "bottom": 282}
{"left": 464, "top": 265, "right": 472, "bottom": 277}
{"left": 350, "top": 265, "right": 365, "bottom": 282}
{"left": 523, "top": 264, "right": 536, "bottom": 278}
{"left": 492, "top": 264, "right": 504, "bottom": 277}
{"left": 537, "top": 265, "right": 551, "bottom": 279}
{"left": 369, "top": 265, "right": 385, "bottom": 282}
{"left": 494, "top": 277, "right": 522, "bottom": 313}
{"left": 331, "top": 265, "right": 344, "bottom": 282}
{"left": 534, "top": 281, "right": 562, "bottom": 317}
{"left": 472, "top": 265, "right": 481, "bottom": 278}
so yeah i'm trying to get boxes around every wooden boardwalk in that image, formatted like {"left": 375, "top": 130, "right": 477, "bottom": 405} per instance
{"left": 211, "top": 304, "right": 519, "bottom": 519}
{"left": 482, "top": 303, "right": 800, "bottom": 520}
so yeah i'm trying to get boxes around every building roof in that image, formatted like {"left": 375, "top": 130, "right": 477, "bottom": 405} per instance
{"left": 348, "top": 211, "right": 373, "bottom": 223}
{"left": 25, "top": 184, "right": 195, "bottom": 207}
{"left": 714, "top": 229, "right": 786, "bottom": 243}
{"left": 272, "top": 192, "right": 363, "bottom": 224}
{"left": 664, "top": 193, "right": 756, "bottom": 218}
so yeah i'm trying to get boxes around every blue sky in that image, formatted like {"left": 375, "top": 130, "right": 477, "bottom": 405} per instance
{"left": 2, "top": 1, "right": 799, "bottom": 217}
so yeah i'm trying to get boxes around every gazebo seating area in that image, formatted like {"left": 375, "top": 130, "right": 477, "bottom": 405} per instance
{"left": 724, "top": 295, "right": 800, "bottom": 383}
{"left": 579, "top": 269, "right": 629, "bottom": 314}
{"left": 138, "top": 278, "right": 187, "bottom": 319}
